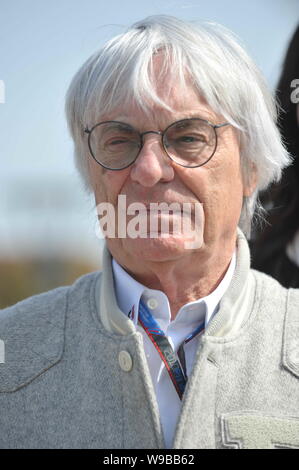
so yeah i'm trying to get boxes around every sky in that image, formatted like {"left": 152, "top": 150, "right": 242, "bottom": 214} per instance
{"left": 0, "top": 0, "right": 298, "bottom": 262}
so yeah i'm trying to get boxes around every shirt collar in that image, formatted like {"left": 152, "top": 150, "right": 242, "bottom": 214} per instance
{"left": 112, "top": 252, "right": 236, "bottom": 331}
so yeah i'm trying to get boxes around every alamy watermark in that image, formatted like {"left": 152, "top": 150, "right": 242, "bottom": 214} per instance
{"left": 290, "top": 79, "right": 299, "bottom": 104}
{"left": 0, "top": 339, "right": 5, "bottom": 363}
{"left": 0, "top": 80, "right": 5, "bottom": 104}
{"left": 94, "top": 195, "right": 204, "bottom": 249}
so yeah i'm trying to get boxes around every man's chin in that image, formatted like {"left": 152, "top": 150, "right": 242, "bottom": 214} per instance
{"left": 107, "top": 234, "right": 203, "bottom": 262}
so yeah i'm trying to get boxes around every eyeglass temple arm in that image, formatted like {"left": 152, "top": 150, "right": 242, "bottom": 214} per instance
{"left": 84, "top": 127, "right": 91, "bottom": 134}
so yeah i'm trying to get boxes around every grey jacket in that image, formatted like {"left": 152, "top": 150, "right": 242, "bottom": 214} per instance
{"left": 0, "top": 230, "right": 299, "bottom": 449}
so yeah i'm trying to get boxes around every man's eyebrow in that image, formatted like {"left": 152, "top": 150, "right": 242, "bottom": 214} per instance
{"left": 179, "top": 111, "right": 217, "bottom": 122}
{"left": 104, "top": 122, "right": 135, "bottom": 131}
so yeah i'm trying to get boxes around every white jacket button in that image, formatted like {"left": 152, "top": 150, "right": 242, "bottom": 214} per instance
{"left": 118, "top": 351, "right": 133, "bottom": 372}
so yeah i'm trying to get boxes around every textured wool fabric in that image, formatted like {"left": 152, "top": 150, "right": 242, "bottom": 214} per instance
{"left": 0, "top": 230, "right": 298, "bottom": 449}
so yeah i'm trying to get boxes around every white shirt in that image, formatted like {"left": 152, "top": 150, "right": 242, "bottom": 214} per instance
{"left": 112, "top": 253, "right": 236, "bottom": 448}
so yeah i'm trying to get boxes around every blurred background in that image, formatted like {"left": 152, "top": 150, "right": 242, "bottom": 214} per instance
{"left": 0, "top": 0, "right": 298, "bottom": 308}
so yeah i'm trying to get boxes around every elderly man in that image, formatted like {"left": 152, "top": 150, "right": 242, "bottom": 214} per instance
{"left": 0, "top": 15, "right": 299, "bottom": 450}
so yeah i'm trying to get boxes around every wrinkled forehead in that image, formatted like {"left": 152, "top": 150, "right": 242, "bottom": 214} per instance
{"left": 105, "top": 101, "right": 221, "bottom": 131}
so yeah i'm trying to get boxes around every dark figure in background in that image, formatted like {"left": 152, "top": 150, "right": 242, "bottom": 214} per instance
{"left": 251, "top": 25, "right": 299, "bottom": 288}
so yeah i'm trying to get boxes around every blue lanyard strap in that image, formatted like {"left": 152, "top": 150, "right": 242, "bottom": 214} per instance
{"left": 138, "top": 300, "right": 205, "bottom": 400}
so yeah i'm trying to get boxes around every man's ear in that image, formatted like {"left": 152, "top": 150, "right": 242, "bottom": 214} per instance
{"left": 243, "top": 162, "right": 258, "bottom": 197}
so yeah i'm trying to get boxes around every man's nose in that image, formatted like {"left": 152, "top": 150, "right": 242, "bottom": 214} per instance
{"left": 129, "top": 135, "right": 175, "bottom": 187}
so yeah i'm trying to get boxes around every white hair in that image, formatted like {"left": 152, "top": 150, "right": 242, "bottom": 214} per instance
{"left": 65, "top": 15, "right": 291, "bottom": 237}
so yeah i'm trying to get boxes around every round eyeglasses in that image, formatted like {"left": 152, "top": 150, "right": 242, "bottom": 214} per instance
{"left": 84, "top": 118, "right": 230, "bottom": 170}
